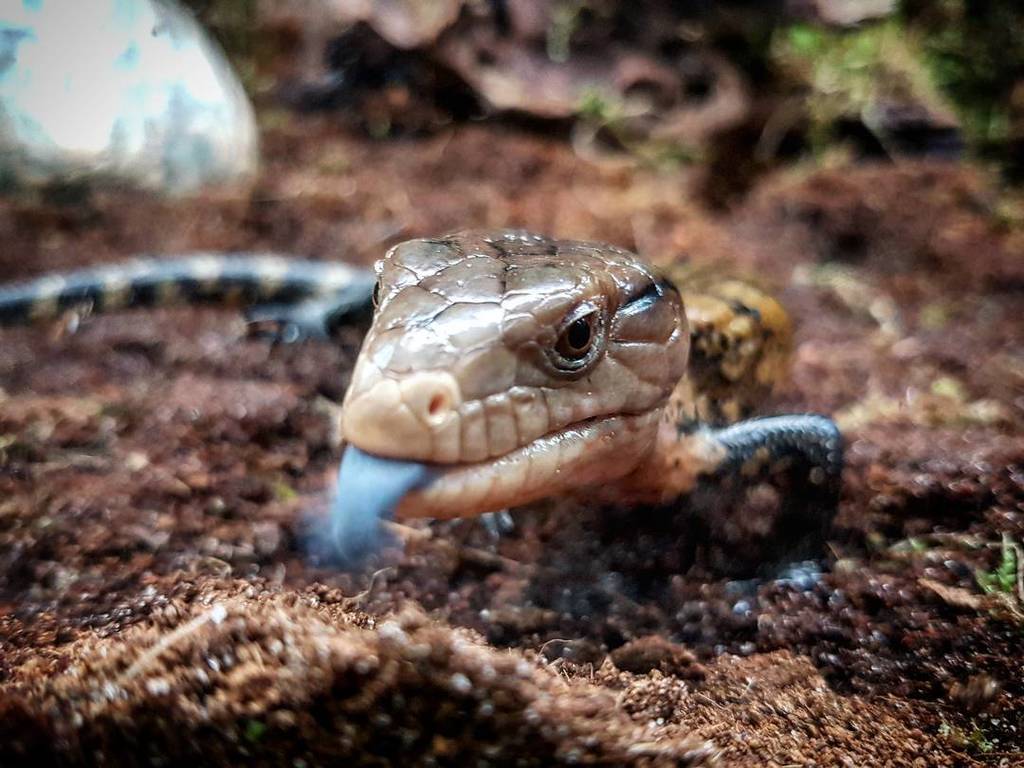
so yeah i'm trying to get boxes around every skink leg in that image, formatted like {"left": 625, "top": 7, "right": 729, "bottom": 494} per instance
{"left": 691, "top": 414, "right": 843, "bottom": 575}
{"left": 709, "top": 414, "right": 843, "bottom": 491}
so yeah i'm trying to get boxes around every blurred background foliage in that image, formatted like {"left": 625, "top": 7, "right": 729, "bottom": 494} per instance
{"left": 181, "top": 0, "right": 1024, "bottom": 187}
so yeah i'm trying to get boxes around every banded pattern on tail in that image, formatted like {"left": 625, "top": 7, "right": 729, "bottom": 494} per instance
{"left": 0, "top": 254, "right": 372, "bottom": 326}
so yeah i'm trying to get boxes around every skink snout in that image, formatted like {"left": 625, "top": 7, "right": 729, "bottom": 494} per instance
{"left": 341, "top": 370, "right": 462, "bottom": 460}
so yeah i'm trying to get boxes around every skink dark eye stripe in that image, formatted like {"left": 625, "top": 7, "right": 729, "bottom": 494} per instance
{"left": 618, "top": 277, "right": 672, "bottom": 317}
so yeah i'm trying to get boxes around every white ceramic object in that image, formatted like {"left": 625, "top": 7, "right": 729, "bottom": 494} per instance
{"left": 0, "top": 0, "right": 258, "bottom": 195}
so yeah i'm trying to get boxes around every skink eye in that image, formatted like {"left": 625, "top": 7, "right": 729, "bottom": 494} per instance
{"left": 371, "top": 281, "right": 381, "bottom": 308}
{"left": 556, "top": 314, "right": 595, "bottom": 359}
{"left": 550, "top": 303, "right": 604, "bottom": 373}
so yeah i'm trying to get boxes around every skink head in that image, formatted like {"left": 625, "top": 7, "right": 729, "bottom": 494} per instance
{"left": 334, "top": 230, "right": 688, "bottom": 526}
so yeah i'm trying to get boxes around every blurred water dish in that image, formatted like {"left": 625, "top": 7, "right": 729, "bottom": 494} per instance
{"left": 0, "top": 0, "right": 258, "bottom": 196}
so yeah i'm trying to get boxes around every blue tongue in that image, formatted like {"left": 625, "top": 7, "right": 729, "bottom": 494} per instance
{"left": 320, "top": 446, "right": 435, "bottom": 565}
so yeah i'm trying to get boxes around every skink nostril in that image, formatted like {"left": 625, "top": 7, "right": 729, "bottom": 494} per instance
{"left": 399, "top": 372, "right": 462, "bottom": 429}
{"left": 427, "top": 392, "right": 451, "bottom": 420}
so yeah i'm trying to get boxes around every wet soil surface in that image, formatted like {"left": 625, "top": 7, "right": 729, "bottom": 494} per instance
{"left": 0, "top": 118, "right": 1021, "bottom": 766}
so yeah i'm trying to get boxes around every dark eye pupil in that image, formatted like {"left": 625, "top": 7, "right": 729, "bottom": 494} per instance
{"left": 553, "top": 308, "right": 599, "bottom": 369}
{"left": 567, "top": 317, "right": 591, "bottom": 351}
{"left": 372, "top": 282, "right": 381, "bottom": 307}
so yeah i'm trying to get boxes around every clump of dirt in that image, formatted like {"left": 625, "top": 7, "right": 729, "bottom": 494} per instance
{"left": 627, "top": 651, "right": 951, "bottom": 765}
{"left": 0, "top": 117, "right": 1022, "bottom": 765}
{"left": 0, "top": 600, "right": 714, "bottom": 766}
{"left": 610, "top": 636, "right": 707, "bottom": 680}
